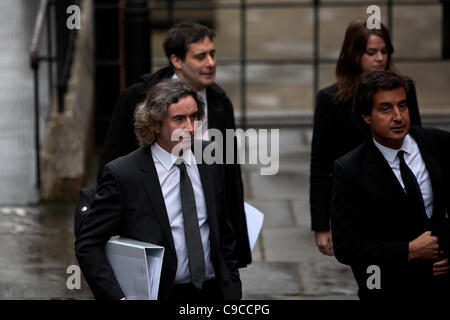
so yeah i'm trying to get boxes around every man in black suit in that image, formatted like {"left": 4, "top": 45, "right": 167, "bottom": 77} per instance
{"left": 75, "top": 80, "right": 242, "bottom": 300}
{"left": 331, "top": 71, "right": 450, "bottom": 299}
{"left": 98, "top": 21, "right": 251, "bottom": 268}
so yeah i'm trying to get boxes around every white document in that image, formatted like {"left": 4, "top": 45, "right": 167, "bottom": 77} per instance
{"left": 244, "top": 202, "right": 264, "bottom": 251}
{"left": 105, "top": 236, "right": 164, "bottom": 300}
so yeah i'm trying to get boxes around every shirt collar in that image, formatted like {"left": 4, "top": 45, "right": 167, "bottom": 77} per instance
{"left": 151, "top": 143, "right": 194, "bottom": 171}
{"left": 197, "top": 88, "right": 207, "bottom": 104}
{"left": 373, "top": 134, "right": 413, "bottom": 164}
{"left": 172, "top": 74, "right": 207, "bottom": 102}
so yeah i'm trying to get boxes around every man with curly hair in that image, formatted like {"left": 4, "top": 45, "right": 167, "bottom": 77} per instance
{"left": 76, "top": 80, "right": 242, "bottom": 301}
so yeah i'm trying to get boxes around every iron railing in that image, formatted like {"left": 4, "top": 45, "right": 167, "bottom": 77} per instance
{"left": 144, "top": 0, "right": 450, "bottom": 129}
{"left": 94, "top": 0, "right": 450, "bottom": 129}
{"left": 30, "top": 0, "right": 450, "bottom": 188}
{"left": 30, "top": 0, "right": 51, "bottom": 188}
{"left": 30, "top": 0, "right": 79, "bottom": 188}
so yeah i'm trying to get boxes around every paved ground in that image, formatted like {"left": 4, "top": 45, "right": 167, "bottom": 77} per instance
{"left": 239, "top": 128, "right": 358, "bottom": 299}
{"left": 0, "top": 128, "right": 358, "bottom": 299}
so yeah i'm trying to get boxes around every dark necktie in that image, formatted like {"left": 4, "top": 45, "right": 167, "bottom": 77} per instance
{"left": 176, "top": 161, "right": 206, "bottom": 289}
{"left": 397, "top": 150, "right": 427, "bottom": 219}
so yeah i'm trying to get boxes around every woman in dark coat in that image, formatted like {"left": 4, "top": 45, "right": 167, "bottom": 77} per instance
{"left": 310, "top": 18, "right": 422, "bottom": 256}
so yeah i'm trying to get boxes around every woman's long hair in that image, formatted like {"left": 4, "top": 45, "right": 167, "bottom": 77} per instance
{"left": 334, "top": 18, "right": 395, "bottom": 104}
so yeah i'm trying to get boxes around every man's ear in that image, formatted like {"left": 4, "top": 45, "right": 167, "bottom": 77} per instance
{"left": 170, "top": 54, "right": 182, "bottom": 70}
{"left": 154, "top": 123, "right": 161, "bottom": 135}
{"left": 361, "top": 114, "right": 371, "bottom": 125}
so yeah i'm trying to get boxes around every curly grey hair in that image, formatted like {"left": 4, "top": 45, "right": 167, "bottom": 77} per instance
{"left": 134, "top": 79, "right": 205, "bottom": 146}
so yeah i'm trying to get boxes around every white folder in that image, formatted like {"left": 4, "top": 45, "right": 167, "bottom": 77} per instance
{"left": 105, "top": 236, "right": 164, "bottom": 300}
{"left": 244, "top": 202, "right": 264, "bottom": 251}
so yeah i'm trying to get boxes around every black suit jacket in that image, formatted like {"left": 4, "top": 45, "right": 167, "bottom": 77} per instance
{"left": 310, "top": 80, "right": 422, "bottom": 231}
{"left": 97, "top": 67, "right": 251, "bottom": 267}
{"left": 75, "top": 145, "right": 242, "bottom": 300}
{"left": 331, "top": 126, "right": 450, "bottom": 299}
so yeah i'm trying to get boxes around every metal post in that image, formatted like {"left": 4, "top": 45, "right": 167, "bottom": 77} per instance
{"left": 55, "top": 0, "right": 70, "bottom": 113}
{"left": 387, "top": 0, "right": 393, "bottom": 38}
{"left": 443, "top": 0, "right": 450, "bottom": 59}
{"left": 47, "top": 1, "right": 53, "bottom": 106}
{"left": 313, "top": 0, "right": 319, "bottom": 98}
{"left": 33, "top": 68, "right": 41, "bottom": 189}
{"left": 240, "top": 0, "right": 247, "bottom": 130}
{"left": 29, "top": 0, "right": 50, "bottom": 190}
{"left": 94, "top": 0, "right": 122, "bottom": 145}
{"left": 168, "top": 0, "right": 174, "bottom": 27}
{"left": 119, "top": 0, "right": 126, "bottom": 92}
{"left": 124, "top": 0, "right": 150, "bottom": 87}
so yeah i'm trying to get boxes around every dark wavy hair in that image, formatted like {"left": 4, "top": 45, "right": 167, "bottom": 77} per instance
{"left": 163, "top": 21, "right": 215, "bottom": 68}
{"left": 335, "top": 18, "right": 395, "bottom": 104}
{"left": 134, "top": 79, "right": 205, "bottom": 146}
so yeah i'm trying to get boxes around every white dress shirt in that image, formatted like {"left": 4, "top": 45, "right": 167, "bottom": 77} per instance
{"left": 373, "top": 134, "right": 433, "bottom": 218}
{"left": 151, "top": 143, "right": 215, "bottom": 283}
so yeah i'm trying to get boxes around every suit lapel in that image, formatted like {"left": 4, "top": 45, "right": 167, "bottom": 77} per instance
{"left": 364, "top": 140, "right": 409, "bottom": 201}
{"left": 197, "top": 157, "right": 229, "bottom": 280}
{"left": 138, "top": 146, "right": 176, "bottom": 254}
{"left": 366, "top": 130, "right": 442, "bottom": 225}
{"left": 196, "top": 162, "right": 220, "bottom": 245}
{"left": 410, "top": 128, "right": 443, "bottom": 219}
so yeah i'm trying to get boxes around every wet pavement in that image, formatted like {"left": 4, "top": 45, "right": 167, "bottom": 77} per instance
{"left": 0, "top": 128, "right": 358, "bottom": 300}
{"left": 0, "top": 203, "right": 91, "bottom": 299}
{"left": 239, "top": 128, "right": 358, "bottom": 299}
